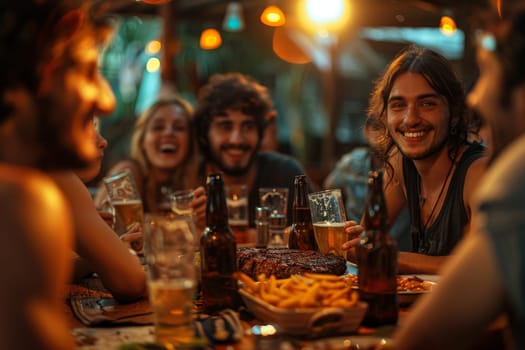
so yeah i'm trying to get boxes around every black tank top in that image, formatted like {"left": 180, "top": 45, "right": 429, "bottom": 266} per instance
{"left": 403, "top": 142, "right": 486, "bottom": 255}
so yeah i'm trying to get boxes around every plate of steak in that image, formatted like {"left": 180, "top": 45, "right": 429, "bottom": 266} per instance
{"left": 237, "top": 248, "right": 347, "bottom": 280}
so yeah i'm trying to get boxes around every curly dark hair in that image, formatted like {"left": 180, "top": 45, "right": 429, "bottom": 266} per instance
{"left": 366, "top": 45, "right": 478, "bottom": 175}
{"left": 193, "top": 72, "right": 274, "bottom": 160}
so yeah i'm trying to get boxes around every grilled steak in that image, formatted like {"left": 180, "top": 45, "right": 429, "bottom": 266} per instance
{"left": 237, "top": 248, "right": 347, "bottom": 279}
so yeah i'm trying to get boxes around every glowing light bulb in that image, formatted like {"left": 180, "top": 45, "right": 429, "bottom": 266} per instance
{"left": 260, "top": 5, "right": 286, "bottom": 27}
{"left": 440, "top": 15, "right": 457, "bottom": 36}
{"left": 200, "top": 28, "right": 222, "bottom": 50}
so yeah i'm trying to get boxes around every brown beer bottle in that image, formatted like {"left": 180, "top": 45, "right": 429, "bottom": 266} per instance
{"left": 288, "top": 175, "right": 318, "bottom": 251}
{"left": 200, "top": 173, "right": 240, "bottom": 313}
{"left": 357, "top": 169, "right": 398, "bottom": 327}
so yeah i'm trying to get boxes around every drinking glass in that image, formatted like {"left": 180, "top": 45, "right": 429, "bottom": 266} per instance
{"left": 259, "top": 187, "right": 289, "bottom": 248}
{"left": 103, "top": 170, "right": 144, "bottom": 252}
{"left": 143, "top": 214, "right": 197, "bottom": 347}
{"left": 308, "top": 189, "right": 348, "bottom": 258}
{"left": 225, "top": 184, "right": 251, "bottom": 245}
{"left": 170, "top": 190, "right": 194, "bottom": 216}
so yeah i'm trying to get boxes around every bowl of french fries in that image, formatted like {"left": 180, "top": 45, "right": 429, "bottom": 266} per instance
{"left": 235, "top": 271, "right": 368, "bottom": 337}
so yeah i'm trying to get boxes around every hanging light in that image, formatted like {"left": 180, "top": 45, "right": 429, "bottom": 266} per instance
{"left": 261, "top": 5, "right": 286, "bottom": 27}
{"left": 439, "top": 15, "right": 457, "bottom": 36}
{"left": 200, "top": 28, "right": 222, "bottom": 50}
{"left": 141, "top": 0, "right": 172, "bottom": 4}
{"left": 223, "top": 2, "right": 245, "bottom": 32}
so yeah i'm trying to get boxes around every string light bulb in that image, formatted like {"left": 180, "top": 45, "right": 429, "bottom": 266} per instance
{"left": 223, "top": 2, "right": 245, "bottom": 32}
{"left": 440, "top": 15, "right": 457, "bottom": 36}
{"left": 200, "top": 28, "right": 222, "bottom": 50}
{"left": 261, "top": 5, "right": 286, "bottom": 27}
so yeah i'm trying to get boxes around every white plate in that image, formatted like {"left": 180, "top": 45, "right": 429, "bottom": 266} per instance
{"left": 397, "top": 279, "right": 436, "bottom": 305}
{"left": 345, "top": 270, "right": 438, "bottom": 305}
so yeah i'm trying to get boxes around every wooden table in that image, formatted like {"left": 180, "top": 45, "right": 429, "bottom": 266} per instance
{"left": 66, "top": 276, "right": 510, "bottom": 350}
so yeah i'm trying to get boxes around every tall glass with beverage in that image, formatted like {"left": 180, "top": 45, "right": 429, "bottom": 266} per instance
{"left": 103, "top": 170, "right": 144, "bottom": 252}
{"left": 308, "top": 189, "right": 347, "bottom": 257}
{"left": 259, "top": 187, "right": 289, "bottom": 247}
{"left": 224, "top": 184, "right": 251, "bottom": 245}
{"left": 356, "top": 169, "right": 398, "bottom": 327}
{"left": 143, "top": 214, "right": 197, "bottom": 347}
{"left": 200, "top": 174, "right": 240, "bottom": 313}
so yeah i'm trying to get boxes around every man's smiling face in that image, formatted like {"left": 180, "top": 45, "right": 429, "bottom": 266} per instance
{"left": 387, "top": 72, "right": 452, "bottom": 161}
{"left": 207, "top": 109, "right": 260, "bottom": 176}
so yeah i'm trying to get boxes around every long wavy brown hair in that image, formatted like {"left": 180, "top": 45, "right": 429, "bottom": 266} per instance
{"left": 366, "top": 45, "right": 479, "bottom": 178}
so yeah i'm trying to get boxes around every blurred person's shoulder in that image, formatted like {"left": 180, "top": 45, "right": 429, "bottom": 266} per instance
{"left": 334, "top": 147, "right": 372, "bottom": 175}
{"left": 0, "top": 164, "right": 71, "bottom": 238}
{"left": 0, "top": 164, "right": 64, "bottom": 204}
{"left": 258, "top": 151, "right": 306, "bottom": 172}
{"left": 476, "top": 136, "right": 525, "bottom": 203}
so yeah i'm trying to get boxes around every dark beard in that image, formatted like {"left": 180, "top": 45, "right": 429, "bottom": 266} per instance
{"left": 209, "top": 145, "right": 258, "bottom": 177}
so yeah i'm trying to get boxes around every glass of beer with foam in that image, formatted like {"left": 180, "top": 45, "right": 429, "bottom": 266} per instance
{"left": 143, "top": 214, "right": 196, "bottom": 347}
{"left": 103, "top": 170, "right": 144, "bottom": 251}
{"left": 308, "top": 189, "right": 347, "bottom": 258}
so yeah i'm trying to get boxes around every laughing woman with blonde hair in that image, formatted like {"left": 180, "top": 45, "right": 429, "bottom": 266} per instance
{"left": 95, "top": 94, "right": 206, "bottom": 229}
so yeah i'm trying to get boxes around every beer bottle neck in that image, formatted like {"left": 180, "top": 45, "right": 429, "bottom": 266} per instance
{"left": 292, "top": 176, "right": 310, "bottom": 222}
{"left": 363, "top": 171, "right": 387, "bottom": 231}
{"left": 206, "top": 174, "right": 230, "bottom": 228}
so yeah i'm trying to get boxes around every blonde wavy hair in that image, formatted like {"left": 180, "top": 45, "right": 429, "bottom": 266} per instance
{"left": 129, "top": 95, "right": 201, "bottom": 202}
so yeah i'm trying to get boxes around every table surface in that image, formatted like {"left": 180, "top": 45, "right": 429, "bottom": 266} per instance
{"left": 66, "top": 274, "right": 401, "bottom": 350}
{"left": 67, "top": 274, "right": 509, "bottom": 350}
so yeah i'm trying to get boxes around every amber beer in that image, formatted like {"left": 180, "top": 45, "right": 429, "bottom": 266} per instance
{"left": 357, "top": 169, "right": 398, "bottom": 327}
{"left": 200, "top": 174, "right": 240, "bottom": 313}
{"left": 226, "top": 196, "right": 251, "bottom": 244}
{"left": 312, "top": 222, "right": 346, "bottom": 257}
{"left": 112, "top": 199, "right": 144, "bottom": 235}
{"left": 149, "top": 279, "right": 195, "bottom": 345}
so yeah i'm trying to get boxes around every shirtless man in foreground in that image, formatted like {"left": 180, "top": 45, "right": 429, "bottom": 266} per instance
{"left": 0, "top": 1, "right": 118, "bottom": 349}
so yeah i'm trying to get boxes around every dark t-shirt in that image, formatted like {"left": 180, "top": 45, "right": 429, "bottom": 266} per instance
{"left": 198, "top": 152, "right": 311, "bottom": 227}
{"left": 403, "top": 142, "right": 486, "bottom": 255}
{"left": 248, "top": 152, "right": 312, "bottom": 227}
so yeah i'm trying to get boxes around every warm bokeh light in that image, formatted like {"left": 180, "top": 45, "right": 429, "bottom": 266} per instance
{"left": 440, "top": 15, "right": 457, "bottom": 36}
{"left": 272, "top": 27, "right": 311, "bottom": 64}
{"left": 200, "top": 28, "right": 222, "bottom": 50}
{"left": 145, "top": 40, "right": 161, "bottom": 55}
{"left": 140, "top": 0, "right": 171, "bottom": 4}
{"left": 260, "top": 5, "right": 286, "bottom": 27}
{"left": 146, "top": 57, "right": 160, "bottom": 72}
{"left": 297, "top": 0, "right": 350, "bottom": 34}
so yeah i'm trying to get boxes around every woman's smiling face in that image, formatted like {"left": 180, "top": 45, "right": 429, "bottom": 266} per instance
{"left": 141, "top": 104, "right": 190, "bottom": 171}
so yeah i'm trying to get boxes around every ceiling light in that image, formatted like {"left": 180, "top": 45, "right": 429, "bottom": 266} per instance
{"left": 440, "top": 15, "right": 457, "bottom": 36}
{"left": 261, "top": 5, "right": 286, "bottom": 27}
{"left": 223, "top": 2, "right": 245, "bottom": 32}
{"left": 200, "top": 28, "right": 222, "bottom": 50}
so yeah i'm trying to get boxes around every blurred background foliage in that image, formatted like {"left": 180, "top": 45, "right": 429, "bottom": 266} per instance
{"left": 96, "top": 0, "right": 489, "bottom": 187}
